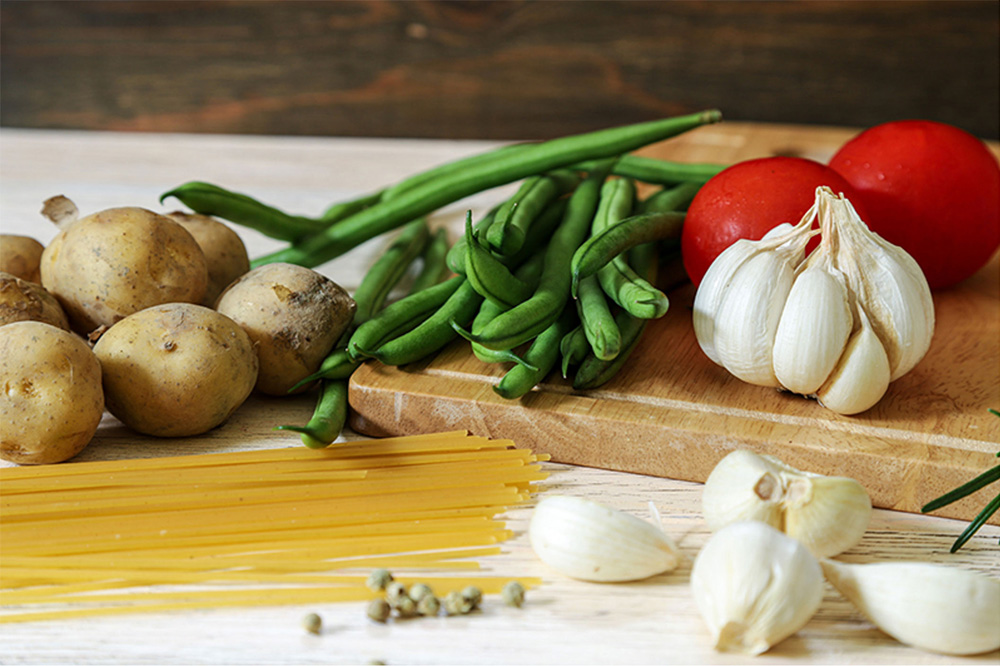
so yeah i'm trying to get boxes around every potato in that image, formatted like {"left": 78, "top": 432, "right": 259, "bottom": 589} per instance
{"left": 166, "top": 211, "right": 251, "bottom": 306}
{"left": 1, "top": 321, "right": 104, "bottom": 464}
{"left": 0, "top": 235, "right": 45, "bottom": 283}
{"left": 93, "top": 303, "right": 258, "bottom": 437}
{"left": 40, "top": 207, "right": 208, "bottom": 334}
{"left": 216, "top": 263, "right": 355, "bottom": 395}
{"left": 0, "top": 271, "right": 71, "bottom": 330}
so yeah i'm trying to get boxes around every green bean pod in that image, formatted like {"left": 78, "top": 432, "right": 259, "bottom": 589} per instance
{"left": 495, "top": 309, "right": 578, "bottom": 400}
{"left": 161, "top": 181, "right": 326, "bottom": 242}
{"left": 352, "top": 218, "right": 430, "bottom": 325}
{"left": 485, "top": 170, "right": 581, "bottom": 256}
{"left": 275, "top": 379, "right": 348, "bottom": 449}
{"left": 445, "top": 207, "right": 498, "bottom": 275}
{"left": 381, "top": 143, "right": 536, "bottom": 202}
{"left": 348, "top": 276, "right": 464, "bottom": 360}
{"left": 639, "top": 181, "right": 702, "bottom": 214}
{"left": 252, "top": 110, "right": 722, "bottom": 268}
{"left": 453, "top": 159, "right": 616, "bottom": 351}
{"left": 575, "top": 273, "right": 621, "bottom": 361}
{"left": 573, "top": 242, "right": 659, "bottom": 390}
{"left": 464, "top": 212, "right": 533, "bottom": 308}
{"left": 574, "top": 155, "right": 724, "bottom": 185}
{"left": 408, "top": 226, "right": 451, "bottom": 294}
{"left": 590, "top": 178, "right": 668, "bottom": 319}
{"left": 559, "top": 325, "right": 590, "bottom": 378}
{"left": 320, "top": 190, "right": 385, "bottom": 224}
{"left": 571, "top": 211, "right": 685, "bottom": 294}
{"left": 372, "top": 279, "right": 484, "bottom": 366}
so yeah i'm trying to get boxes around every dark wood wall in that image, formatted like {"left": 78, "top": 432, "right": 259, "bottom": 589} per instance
{"left": 2, "top": 1, "right": 998, "bottom": 140}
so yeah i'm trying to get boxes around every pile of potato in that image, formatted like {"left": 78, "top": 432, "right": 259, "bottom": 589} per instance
{"left": 0, "top": 200, "right": 355, "bottom": 464}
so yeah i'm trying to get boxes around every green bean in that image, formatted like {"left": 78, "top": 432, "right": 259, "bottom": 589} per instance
{"left": 495, "top": 309, "right": 578, "bottom": 400}
{"left": 573, "top": 242, "right": 659, "bottom": 390}
{"left": 485, "top": 170, "right": 581, "bottom": 256}
{"left": 372, "top": 279, "right": 483, "bottom": 366}
{"left": 408, "top": 226, "right": 450, "bottom": 294}
{"left": 381, "top": 143, "right": 536, "bottom": 202}
{"left": 574, "top": 155, "right": 724, "bottom": 185}
{"left": 571, "top": 211, "right": 685, "bottom": 294}
{"left": 252, "top": 110, "right": 722, "bottom": 268}
{"left": 559, "top": 325, "right": 590, "bottom": 378}
{"left": 348, "top": 276, "right": 464, "bottom": 360}
{"left": 275, "top": 379, "right": 348, "bottom": 449}
{"left": 464, "top": 212, "right": 533, "bottom": 308}
{"left": 591, "top": 178, "right": 668, "bottom": 319}
{"left": 160, "top": 181, "right": 326, "bottom": 242}
{"left": 575, "top": 274, "right": 621, "bottom": 361}
{"left": 445, "top": 207, "right": 498, "bottom": 275}
{"left": 352, "top": 218, "right": 430, "bottom": 325}
{"left": 639, "top": 181, "right": 702, "bottom": 214}
{"left": 469, "top": 250, "right": 547, "bottom": 369}
{"left": 452, "top": 159, "right": 617, "bottom": 352}
{"left": 320, "top": 190, "right": 385, "bottom": 223}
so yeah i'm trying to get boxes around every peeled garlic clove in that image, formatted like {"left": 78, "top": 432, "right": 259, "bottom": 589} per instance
{"left": 821, "top": 559, "right": 1000, "bottom": 655}
{"left": 772, "top": 263, "right": 853, "bottom": 395}
{"left": 691, "top": 521, "right": 824, "bottom": 655}
{"left": 816, "top": 307, "right": 891, "bottom": 415}
{"left": 712, "top": 250, "right": 796, "bottom": 387}
{"left": 702, "top": 450, "right": 872, "bottom": 558}
{"left": 693, "top": 223, "right": 796, "bottom": 365}
{"left": 528, "top": 495, "right": 681, "bottom": 582}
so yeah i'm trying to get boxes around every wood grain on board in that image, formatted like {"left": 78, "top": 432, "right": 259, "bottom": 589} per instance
{"left": 349, "top": 122, "right": 1000, "bottom": 523}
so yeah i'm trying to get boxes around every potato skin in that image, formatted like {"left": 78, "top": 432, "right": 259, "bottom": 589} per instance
{"left": 0, "top": 235, "right": 45, "bottom": 283}
{"left": 93, "top": 303, "right": 258, "bottom": 437}
{"left": 0, "top": 272, "right": 71, "bottom": 330}
{"left": 167, "top": 212, "right": 250, "bottom": 306}
{"left": 216, "top": 263, "right": 355, "bottom": 395}
{"left": 1, "top": 321, "right": 104, "bottom": 464}
{"left": 40, "top": 207, "right": 208, "bottom": 334}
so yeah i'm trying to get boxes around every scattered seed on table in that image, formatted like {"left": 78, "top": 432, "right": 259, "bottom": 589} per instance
{"left": 367, "top": 598, "right": 392, "bottom": 623}
{"left": 301, "top": 612, "right": 323, "bottom": 634}
{"left": 366, "top": 568, "right": 394, "bottom": 592}
{"left": 502, "top": 581, "right": 526, "bottom": 608}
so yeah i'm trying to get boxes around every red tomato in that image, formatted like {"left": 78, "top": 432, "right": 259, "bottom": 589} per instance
{"left": 828, "top": 120, "right": 1000, "bottom": 289}
{"left": 681, "top": 156, "right": 866, "bottom": 286}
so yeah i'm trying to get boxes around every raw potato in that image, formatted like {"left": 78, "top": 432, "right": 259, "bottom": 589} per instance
{"left": 40, "top": 206, "right": 208, "bottom": 334}
{"left": 1, "top": 321, "right": 104, "bottom": 464}
{"left": 216, "top": 263, "right": 355, "bottom": 395}
{"left": 167, "top": 211, "right": 251, "bottom": 306}
{"left": 0, "top": 272, "right": 71, "bottom": 330}
{"left": 93, "top": 303, "right": 258, "bottom": 437}
{"left": 0, "top": 235, "right": 45, "bottom": 283}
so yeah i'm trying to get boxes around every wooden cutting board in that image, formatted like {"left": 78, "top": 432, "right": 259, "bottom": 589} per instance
{"left": 349, "top": 122, "right": 1000, "bottom": 523}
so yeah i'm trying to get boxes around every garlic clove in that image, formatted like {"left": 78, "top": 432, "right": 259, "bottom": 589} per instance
{"left": 712, "top": 249, "right": 797, "bottom": 387}
{"left": 702, "top": 450, "right": 872, "bottom": 558}
{"left": 693, "top": 222, "right": 797, "bottom": 366}
{"left": 821, "top": 559, "right": 1000, "bottom": 656}
{"left": 691, "top": 521, "right": 824, "bottom": 655}
{"left": 528, "top": 495, "right": 681, "bottom": 582}
{"left": 772, "top": 263, "right": 853, "bottom": 395}
{"left": 815, "top": 307, "right": 891, "bottom": 415}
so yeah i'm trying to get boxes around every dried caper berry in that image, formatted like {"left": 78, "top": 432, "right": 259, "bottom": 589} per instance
{"left": 501, "top": 581, "right": 526, "bottom": 607}
{"left": 366, "top": 568, "right": 394, "bottom": 592}
{"left": 460, "top": 585, "right": 483, "bottom": 610}
{"left": 416, "top": 594, "right": 440, "bottom": 617}
{"left": 366, "top": 598, "right": 391, "bottom": 623}
{"left": 408, "top": 582, "right": 433, "bottom": 603}
{"left": 302, "top": 612, "right": 323, "bottom": 634}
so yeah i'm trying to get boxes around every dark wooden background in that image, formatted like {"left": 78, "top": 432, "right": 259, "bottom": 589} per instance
{"left": 2, "top": 1, "right": 998, "bottom": 140}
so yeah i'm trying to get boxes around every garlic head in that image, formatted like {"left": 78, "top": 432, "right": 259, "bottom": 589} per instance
{"left": 702, "top": 450, "right": 872, "bottom": 558}
{"left": 528, "top": 495, "right": 681, "bottom": 582}
{"left": 821, "top": 559, "right": 1000, "bottom": 656}
{"left": 691, "top": 521, "right": 824, "bottom": 655}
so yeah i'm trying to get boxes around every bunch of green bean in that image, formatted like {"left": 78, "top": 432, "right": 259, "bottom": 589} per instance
{"left": 160, "top": 111, "right": 725, "bottom": 447}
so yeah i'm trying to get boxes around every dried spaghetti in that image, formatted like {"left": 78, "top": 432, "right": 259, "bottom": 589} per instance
{"left": 0, "top": 431, "right": 547, "bottom": 623}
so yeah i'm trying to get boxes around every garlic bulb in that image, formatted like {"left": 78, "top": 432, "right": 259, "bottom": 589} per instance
{"left": 702, "top": 450, "right": 872, "bottom": 558}
{"left": 693, "top": 186, "right": 934, "bottom": 414}
{"left": 528, "top": 495, "right": 681, "bottom": 582}
{"left": 691, "top": 521, "right": 824, "bottom": 655}
{"left": 821, "top": 559, "right": 1000, "bottom": 655}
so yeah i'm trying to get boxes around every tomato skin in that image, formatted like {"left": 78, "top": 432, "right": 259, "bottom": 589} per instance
{"left": 829, "top": 120, "right": 1000, "bottom": 289}
{"left": 681, "top": 156, "right": 866, "bottom": 286}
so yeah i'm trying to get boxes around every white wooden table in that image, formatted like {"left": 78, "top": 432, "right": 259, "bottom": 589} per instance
{"left": 1, "top": 128, "right": 998, "bottom": 665}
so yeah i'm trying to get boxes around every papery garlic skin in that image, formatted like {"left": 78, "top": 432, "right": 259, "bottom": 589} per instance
{"left": 821, "top": 560, "right": 1000, "bottom": 656}
{"left": 691, "top": 521, "right": 824, "bottom": 655}
{"left": 528, "top": 495, "right": 681, "bottom": 582}
{"left": 702, "top": 450, "right": 872, "bottom": 558}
